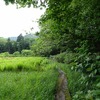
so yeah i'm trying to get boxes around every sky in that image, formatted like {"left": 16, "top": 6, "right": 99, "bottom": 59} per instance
{"left": 0, "top": 0, "right": 45, "bottom": 38}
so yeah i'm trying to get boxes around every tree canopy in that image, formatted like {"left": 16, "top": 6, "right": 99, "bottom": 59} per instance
{"left": 3, "top": 0, "right": 48, "bottom": 7}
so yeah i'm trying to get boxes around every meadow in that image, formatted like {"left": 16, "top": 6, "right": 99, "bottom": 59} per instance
{"left": 0, "top": 57, "right": 59, "bottom": 100}
{"left": 0, "top": 57, "right": 83, "bottom": 100}
{"left": 0, "top": 57, "right": 49, "bottom": 71}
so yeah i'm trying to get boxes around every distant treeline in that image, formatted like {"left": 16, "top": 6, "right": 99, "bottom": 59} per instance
{"left": 0, "top": 34, "right": 35, "bottom": 54}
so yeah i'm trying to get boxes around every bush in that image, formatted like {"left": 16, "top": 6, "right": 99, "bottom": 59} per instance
{"left": 75, "top": 53, "right": 100, "bottom": 80}
{"left": 72, "top": 52, "right": 100, "bottom": 99}
{"left": 21, "top": 50, "right": 33, "bottom": 56}
{"left": 13, "top": 51, "right": 20, "bottom": 57}
{"left": 0, "top": 52, "right": 11, "bottom": 57}
{"left": 51, "top": 52, "right": 77, "bottom": 64}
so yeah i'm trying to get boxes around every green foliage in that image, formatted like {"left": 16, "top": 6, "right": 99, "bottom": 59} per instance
{"left": 0, "top": 52, "right": 11, "bottom": 57}
{"left": 5, "top": 38, "right": 13, "bottom": 54}
{"left": 0, "top": 34, "right": 34, "bottom": 54}
{"left": 17, "top": 34, "right": 24, "bottom": 42}
{"left": 66, "top": 52, "right": 100, "bottom": 100}
{"left": 38, "top": 1, "right": 100, "bottom": 99}
{"left": 0, "top": 37, "right": 7, "bottom": 53}
{"left": 3, "top": 0, "right": 100, "bottom": 99}
{"left": 75, "top": 53, "right": 100, "bottom": 76}
{"left": 0, "top": 56, "right": 99, "bottom": 99}
{"left": 50, "top": 52, "right": 100, "bottom": 99}
{"left": 13, "top": 51, "right": 20, "bottom": 57}
{"left": 3, "top": 0, "right": 47, "bottom": 8}
{"left": 0, "top": 56, "right": 84, "bottom": 99}
{"left": 51, "top": 52, "right": 77, "bottom": 64}
{"left": 21, "top": 49, "right": 33, "bottom": 56}
{"left": 31, "top": 20, "right": 62, "bottom": 56}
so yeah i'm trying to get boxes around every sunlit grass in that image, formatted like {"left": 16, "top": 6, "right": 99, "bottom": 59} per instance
{"left": 0, "top": 57, "right": 49, "bottom": 71}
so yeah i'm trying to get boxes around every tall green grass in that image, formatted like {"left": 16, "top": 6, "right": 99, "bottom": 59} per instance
{"left": 0, "top": 57, "right": 49, "bottom": 71}
{"left": 0, "top": 57, "right": 84, "bottom": 100}
{"left": 0, "top": 57, "right": 59, "bottom": 100}
{"left": 0, "top": 71, "right": 58, "bottom": 100}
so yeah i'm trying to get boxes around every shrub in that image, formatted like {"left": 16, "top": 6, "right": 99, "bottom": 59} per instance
{"left": 13, "top": 51, "right": 20, "bottom": 57}
{"left": 0, "top": 52, "right": 11, "bottom": 57}
{"left": 21, "top": 50, "right": 33, "bottom": 56}
{"left": 51, "top": 52, "right": 77, "bottom": 64}
{"left": 72, "top": 52, "right": 100, "bottom": 99}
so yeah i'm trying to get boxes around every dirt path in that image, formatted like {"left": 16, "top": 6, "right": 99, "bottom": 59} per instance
{"left": 55, "top": 69, "right": 71, "bottom": 100}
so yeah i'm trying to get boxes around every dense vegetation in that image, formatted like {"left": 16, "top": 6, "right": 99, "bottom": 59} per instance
{"left": 0, "top": 34, "right": 35, "bottom": 54}
{"left": 0, "top": 57, "right": 82, "bottom": 100}
{"left": 1, "top": 0, "right": 100, "bottom": 99}
{"left": 0, "top": 72, "right": 57, "bottom": 100}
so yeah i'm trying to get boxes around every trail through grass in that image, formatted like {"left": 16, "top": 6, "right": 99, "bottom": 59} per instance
{"left": 0, "top": 57, "right": 82, "bottom": 100}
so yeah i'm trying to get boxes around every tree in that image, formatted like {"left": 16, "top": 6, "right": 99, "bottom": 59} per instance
{"left": 16, "top": 34, "right": 31, "bottom": 53}
{"left": 16, "top": 34, "right": 24, "bottom": 53}
{"left": 5, "top": 38, "right": 13, "bottom": 54}
{"left": 3, "top": 0, "right": 48, "bottom": 7}
{"left": 0, "top": 37, "right": 7, "bottom": 53}
{"left": 17, "top": 34, "right": 24, "bottom": 42}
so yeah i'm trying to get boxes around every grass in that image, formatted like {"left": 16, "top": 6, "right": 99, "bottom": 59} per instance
{"left": 0, "top": 57, "right": 49, "bottom": 71}
{"left": 0, "top": 71, "right": 58, "bottom": 100}
{"left": 0, "top": 57, "right": 83, "bottom": 100}
{"left": 0, "top": 57, "right": 59, "bottom": 100}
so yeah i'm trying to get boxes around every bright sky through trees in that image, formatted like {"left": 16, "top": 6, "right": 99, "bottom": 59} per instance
{"left": 0, "top": 0, "right": 45, "bottom": 38}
